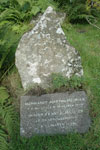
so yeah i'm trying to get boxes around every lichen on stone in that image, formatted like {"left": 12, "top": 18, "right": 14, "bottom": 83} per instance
{"left": 15, "top": 6, "right": 83, "bottom": 90}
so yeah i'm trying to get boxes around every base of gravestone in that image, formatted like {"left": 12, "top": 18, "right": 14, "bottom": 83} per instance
{"left": 20, "top": 91, "right": 91, "bottom": 137}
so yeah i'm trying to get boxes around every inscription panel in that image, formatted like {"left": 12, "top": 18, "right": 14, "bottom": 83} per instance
{"left": 20, "top": 91, "right": 91, "bottom": 137}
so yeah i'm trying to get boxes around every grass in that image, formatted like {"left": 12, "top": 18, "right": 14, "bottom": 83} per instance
{"left": 63, "top": 22, "right": 100, "bottom": 149}
{"left": 1, "top": 20, "right": 100, "bottom": 150}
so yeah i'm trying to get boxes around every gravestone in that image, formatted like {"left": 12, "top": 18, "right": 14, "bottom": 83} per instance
{"left": 15, "top": 6, "right": 83, "bottom": 90}
{"left": 20, "top": 91, "right": 91, "bottom": 137}
{"left": 16, "top": 6, "right": 91, "bottom": 137}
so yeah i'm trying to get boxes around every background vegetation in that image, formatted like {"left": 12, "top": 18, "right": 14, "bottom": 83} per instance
{"left": 0, "top": 0, "right": 100, "bottom": 149}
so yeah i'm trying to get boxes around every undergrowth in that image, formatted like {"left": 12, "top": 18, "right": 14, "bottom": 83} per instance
{"left": 0, "top": 87, "right": 19, "bottom": 150}
{"left": 0, "top": 0, "right": 100, "bottom": 149}
{"left": 54, "top": 0, "right": 100, "bottom": 23}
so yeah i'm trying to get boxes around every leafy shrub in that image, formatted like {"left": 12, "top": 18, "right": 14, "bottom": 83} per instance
{"left": 65, "top": 1, "right": 90, "bottom": 23}
{"left": 51, "top": 73, "right": 84, "bottom": 90}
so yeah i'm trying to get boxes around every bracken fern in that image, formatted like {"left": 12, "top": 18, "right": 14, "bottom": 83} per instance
{"left": 0, "top": 87, "right": 19, "bottom": 150}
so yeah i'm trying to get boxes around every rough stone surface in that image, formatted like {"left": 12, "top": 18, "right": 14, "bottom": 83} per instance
{"left": 15, "top": 6, "right": 83, "bottom": 90}
{"left": 20, "top": 91, "right": 91, "bottom": 137}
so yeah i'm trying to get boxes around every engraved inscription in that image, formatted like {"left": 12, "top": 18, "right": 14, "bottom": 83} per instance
{"left": 20, "top": 91, "right": 91, "bottom": 137}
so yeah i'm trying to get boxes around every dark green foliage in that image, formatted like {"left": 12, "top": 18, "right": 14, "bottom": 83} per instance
{"left": 64, "top": 1, "right": 90, "bottom": 23}
{"left": 21, "top": 1, "right": 31, "bottom": 13}
{"left": 54, "top": 0, "right": 69, "bottom": 7}
{"left": 0, "top": 23, "right": 23, "bottom": 79}
{"left": 0, "top": 87, "right": 19, "bottom": 150}
{"left": 54, "top": 0, "right": 100, "bottom": 23}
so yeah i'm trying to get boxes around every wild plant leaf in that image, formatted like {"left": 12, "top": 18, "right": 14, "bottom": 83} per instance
{"left": 0, "top": 87, "right": 9, "bottom": 104}
{"left": 0, "top": 9, "right": 20, "bottom": 22}
{"left": 11, "top": 24, "right": 24, "bottom": 33}
{"left": 0, "top": 130, "right": 8, "bottom": 138}
{"left": 21, "top": 1, "right": 31, "bottom": 13}
{"left": 17, "top": 0, "right": 26, "bottom": 6}
{"left": 31, "top": 6, "right": 40, "bottom": 16}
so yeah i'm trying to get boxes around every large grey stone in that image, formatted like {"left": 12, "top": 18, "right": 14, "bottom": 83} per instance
{"left": 15, "top": 6, "right": 83, "bottom": 90}
{"left": 20, "top": 91, "right": 91, "bottom": 137}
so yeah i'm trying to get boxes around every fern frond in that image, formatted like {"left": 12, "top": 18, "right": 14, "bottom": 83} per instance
{"left": 0, "top": 110, "right": 10, "bottom": 150}
{"left": 0, "top": 102, "right": 18, "bottom": 135}
{"left": 0, "top": 8, "right": 22, "bottom": 23}
{"left": 0, "top": 87, "right": 19, "bottom": 149}
{"left": 0, "top": 135, "right": 9, "bottom": 150}
{"left": 31, "top": 6, "right": 40, "bottom": 16}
